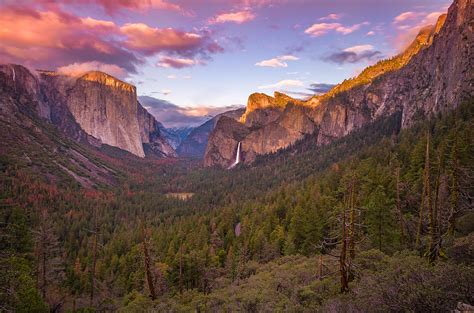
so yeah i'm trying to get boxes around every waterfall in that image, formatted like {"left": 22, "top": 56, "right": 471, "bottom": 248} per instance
{"left": 228, "top": 141, "right": 241, "bottom": 169}
{"left": 11, "top": 66, "right": 15, "bottom": 82}
{"left": 235, "top": 141, "right": 241, "bottom": 164}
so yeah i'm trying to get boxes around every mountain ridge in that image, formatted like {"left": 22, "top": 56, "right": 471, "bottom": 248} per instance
{"left": 204, "top": 0, "right": 473, "bottom": 168}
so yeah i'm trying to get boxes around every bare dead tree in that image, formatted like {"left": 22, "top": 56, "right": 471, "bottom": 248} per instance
{"left": 416, "top": 133, "right": 431, "bottom": 249}
{"left": 339, "top": 195, "right": 349, "bottom": 293}
{"left": 428, "top": 151, "right": 443, "bottom": 263}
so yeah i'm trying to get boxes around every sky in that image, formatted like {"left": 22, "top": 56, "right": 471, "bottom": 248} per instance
{"left": 0, "top": 0, "right": 450, "bottom": 116}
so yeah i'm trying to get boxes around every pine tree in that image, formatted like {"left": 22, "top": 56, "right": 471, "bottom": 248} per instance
{"left": 34, "top": 208, "right": 63, "bottom": 308}
{"left": 416, "top": 133, "right": 431, "bottom": 249}
{"left": 139, "top": 219, "right": 156, "bottom": 300}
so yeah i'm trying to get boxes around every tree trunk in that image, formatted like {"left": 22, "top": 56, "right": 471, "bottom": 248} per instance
{"left": 448, "top": 138, "right": 459, "bottom": 235}
{"left": 318, "top": 254, "right": 323, "bottom": 280}
{"left": 339, "top": 200, "right": 349, "bottom": 293}
{"left": 41, "top": 232, "right": 47, "bottom": 300}
{"left": 348, "top": 175, "right": 356, "bottom": 260}
{"left": 395, "top": 166, "right": 405, "bottom": 244}
{"left": 140, "top": 220, "right": 157, "bottom": 300}
{"left": 428, "top": 153, "right": 443, "bottom": 263}
{"left": 416, "top": 134, "right": 431, "bottom": 249}
{"left": 179, "top": 244, "right": 184, "bottom": 294}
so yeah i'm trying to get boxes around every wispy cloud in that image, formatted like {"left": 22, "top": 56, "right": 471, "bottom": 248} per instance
{"left": 393, "top": 11, "right": 425, "bottom": 24}
{"left": 308, "top": 83, "right": 335, "bottom": 94}
{"left": 255, "top": 55, "right": 299, "bottom": 68}
{"left": 319, "top": 13, "right": 342, "bottom": 21}
{"left": 323, "top": 44, "right": 381, "bottom": 64}
{"left": 157, "top": 56, "right": 201, "bottom": 69}
{"left": 57, "top": 61, "right": 128, "bottom": 79}
{"left": 208, "top": 10, "right": 256, "bottom": 24}
{"left": 43, "top": 0, "right": 186, "bottom": 15}
{"left": 304, "top": 21, "right": 369, "bottom": 37}
{"left": 392, "top": 9, "right": 446, "bottom": 49}
{"left": 258, "top": 79, "right": 304, "bottom": 89}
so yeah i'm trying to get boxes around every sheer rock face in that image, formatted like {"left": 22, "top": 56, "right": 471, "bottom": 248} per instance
{"left": 177, "top": 108, "right": 244, "bottom": 158}
{"left": 0, "top": 64, "right": 47, "bottom": 118}
{"left": 205, "top": 0, "right": 473, "bottom": 167}
{"left": 203, "top": 116, "right": 250, "bottom": 168}
{"left": 0, "top": 66, "right": 176, "bottom": 158}
{"left": 66, "top": 72, "right": 145, "bottom": 157}
{"left": 137, "top": 102, "right": 177, "bottom": 157}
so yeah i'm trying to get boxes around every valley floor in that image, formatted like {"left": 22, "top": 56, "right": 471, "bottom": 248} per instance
{"left": 1, "top": 102, "right": 473, "bottom": 312}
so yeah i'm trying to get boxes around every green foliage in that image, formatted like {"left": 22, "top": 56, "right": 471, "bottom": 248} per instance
{"left": 0, "top": 101, "right": 472, "bottom": 310}
{"left": 324, "top": 251, "right": 474, "bottom": 312}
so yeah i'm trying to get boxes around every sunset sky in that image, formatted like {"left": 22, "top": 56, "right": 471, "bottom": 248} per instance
{"left": 0, "top": 0, "right": 449, "bottom": 111}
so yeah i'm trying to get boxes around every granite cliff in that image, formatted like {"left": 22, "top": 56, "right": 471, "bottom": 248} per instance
{"left": 0, "top": 66, "right": 176, "bottom": 158}
{"left": 178, "top": 108, "right": 244, "bottom": 158}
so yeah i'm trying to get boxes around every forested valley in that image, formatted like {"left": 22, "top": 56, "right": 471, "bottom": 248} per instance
{"left": 1, "top": 101, "right": 473, "bottom": 312}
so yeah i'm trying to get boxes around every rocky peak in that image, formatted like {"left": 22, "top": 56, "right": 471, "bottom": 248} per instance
{"left": 241, "top": 92, "right": 303, "bottom": 127}
{"left": 66, "top": 71, "right": 145, "bottom": 157}
{"left": 81, "top": 71, "right": 136, "bottom": 94}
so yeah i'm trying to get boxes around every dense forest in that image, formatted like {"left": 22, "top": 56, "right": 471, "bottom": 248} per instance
{"left": 1, "top": 101, "right": 473, "bottom": 312}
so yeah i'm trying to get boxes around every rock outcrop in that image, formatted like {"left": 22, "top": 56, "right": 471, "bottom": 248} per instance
{"left": 178, "top": 108, "right": 244, "bottom": 158}
{"left": 137, "top": 102, "right": 177, "bottom": 157}
{"left": 0, "top": 65, "right": 176, "bottom": 158}
{"left": 204, "top": 0, "right": 473, "bottom": 167}
{"left": 66, "top": 72, "right": 145, "bottom": 157}
{"left": 203, "top": 116, "right": 250, "bottom": 167}
{"left": 241, "top": 92, "right": 304, "bottom": 128}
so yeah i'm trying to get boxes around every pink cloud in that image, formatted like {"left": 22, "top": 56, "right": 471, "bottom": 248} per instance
{"left": 0, "top": 4, "right": 223, "bottom": 73}
{"left": 393, "top": 11, "right": 425, "bottom": 24}
{"left": 0, "top": 6, "right": 139, "bottom": 71}
{"left": 392, "top": 10, "right": 446, "bottom": 50}
{"left": 121, "top": 23, "right": 208, "bottom": 55}
{"left": 57, "top": 61, "right": 128, "bottom": 79}
{"left": 319, "top": 13, "right": 342, "bottom": 21}
{"left": 255, "top": 55, "right": 298, "bottom": 68}
{"left": 304, "top": 21, "right": 369, "bottom": 37}
{"left": 208, "top": 10, "right": 256, "bottom": 24}
{"left": 156, "top": 56, "right": 201, "bottom": 68}
{"left": 39, "top": 0, "right": 184, "bottom": 15}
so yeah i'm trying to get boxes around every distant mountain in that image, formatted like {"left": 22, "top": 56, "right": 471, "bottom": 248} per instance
{"left": 138, "top": 95, "right": 242, "bottom": 129}
{"left": 177, "top": 108, "right": 245, "bottom": 158}
{"left": 161, "top": 127, "right": 194, "bottom": 149}
{"left": 205, "top": 0, "right": 473, "bottom": 168}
